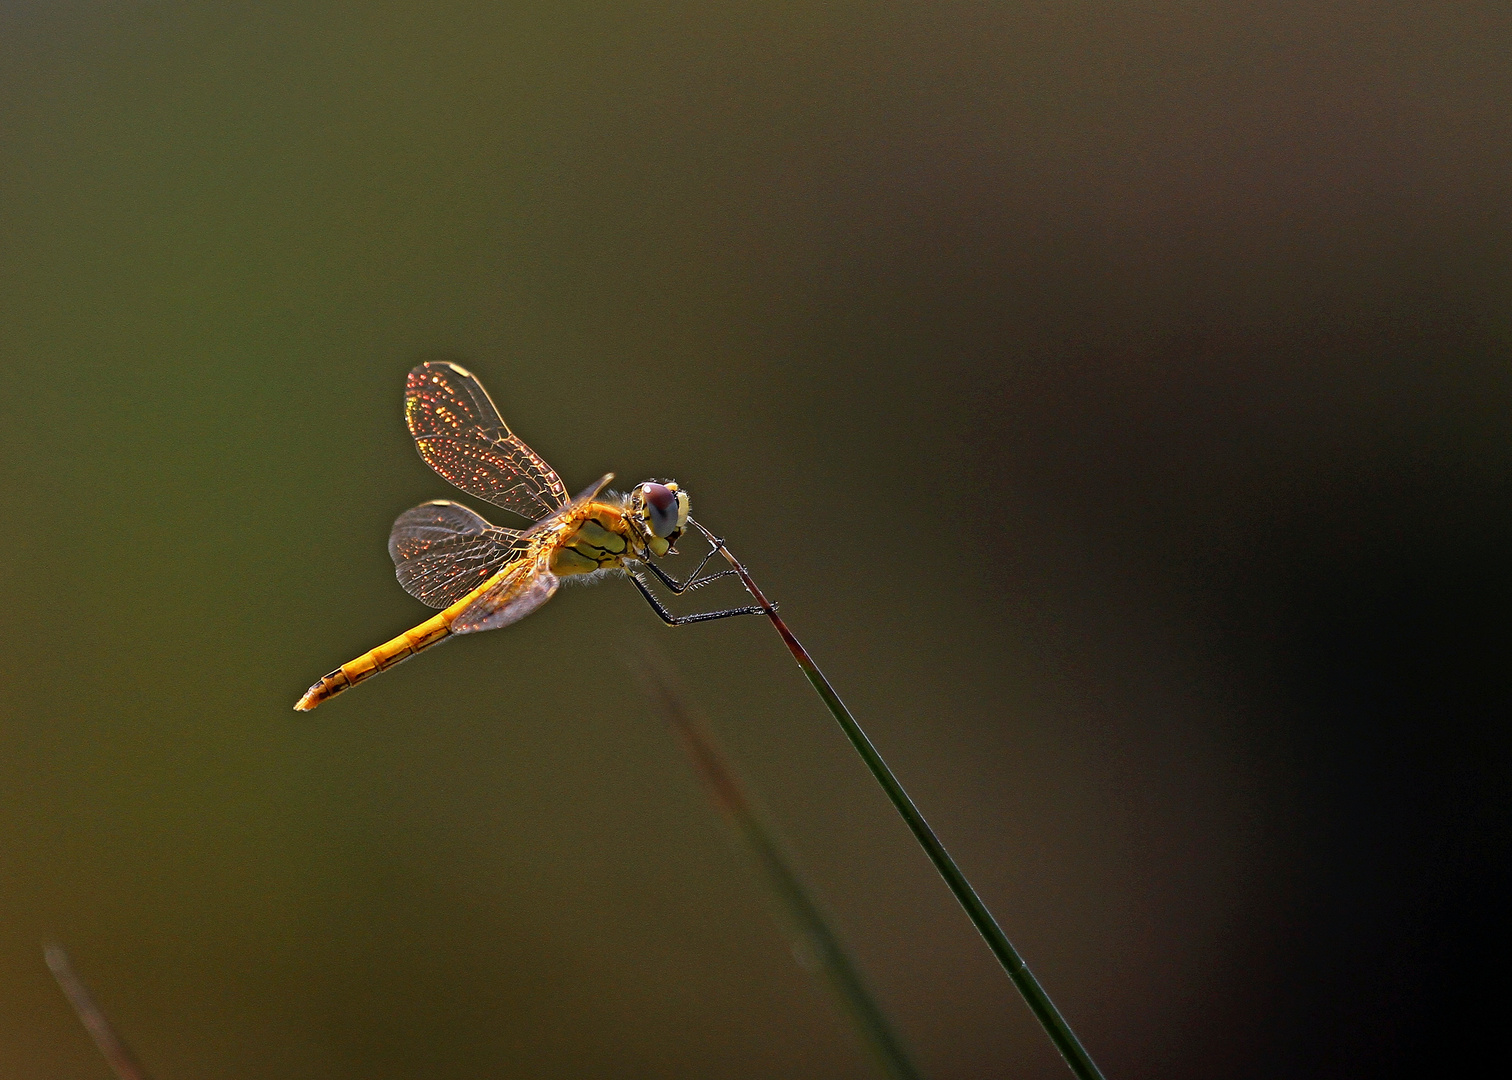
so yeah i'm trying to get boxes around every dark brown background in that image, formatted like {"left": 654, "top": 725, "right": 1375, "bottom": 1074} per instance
{"left": 1, "top": 2, "right": 1508, "bottom": 1077}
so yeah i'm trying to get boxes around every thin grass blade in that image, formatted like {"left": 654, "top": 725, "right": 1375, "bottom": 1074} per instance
{"left": 634, "top": 644, "right": 922, "bottom": 1080}
{"left": 686, "top": 519, "right": 1106, "bottom": 1080}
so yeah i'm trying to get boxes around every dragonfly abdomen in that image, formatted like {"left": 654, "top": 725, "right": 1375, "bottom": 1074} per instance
{"left": 296, "top": 556, "right": 537, "bottom": 711}
{"left": 294, "top": 610, "right": 453, "bottom": 710}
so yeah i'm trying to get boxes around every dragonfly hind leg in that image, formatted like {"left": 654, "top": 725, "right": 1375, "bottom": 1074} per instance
{"left": 630, "top": 572, "right": 765, "bottom": 626}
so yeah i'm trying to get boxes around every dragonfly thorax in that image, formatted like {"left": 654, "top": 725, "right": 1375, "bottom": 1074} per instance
{"left": 548, "top": 505, "right": 639, "bottom": 577}
{"left": 547, "top": 482, "right": 687, "bottom": 578}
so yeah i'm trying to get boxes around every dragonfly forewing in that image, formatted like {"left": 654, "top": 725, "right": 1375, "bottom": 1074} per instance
{"left": 405, "top": 361, "right": 570, "bottom": 522}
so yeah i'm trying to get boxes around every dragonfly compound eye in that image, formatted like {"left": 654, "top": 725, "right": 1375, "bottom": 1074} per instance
{"left": 641, "top": 482, "right": 681, "bottom": 538}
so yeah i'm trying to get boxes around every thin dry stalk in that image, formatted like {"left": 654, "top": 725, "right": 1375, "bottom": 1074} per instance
{"left": 44, "top": 944, "right": 154, "bottom": 1080}
{"left": 634, "top": 644, "right": 921, "bottom": 1080}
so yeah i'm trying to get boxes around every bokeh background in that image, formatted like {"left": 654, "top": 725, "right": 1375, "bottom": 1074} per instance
{"left": 2, "top": 2, "right": 1508, "bottom": 1077}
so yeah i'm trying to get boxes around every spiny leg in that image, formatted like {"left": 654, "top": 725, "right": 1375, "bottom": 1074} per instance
{"left": 643, "top": 555, "right": 740, "bottom": 594}
{"left": 642, "top": 532, "right": 739, "bottom": 594}
{"left": 630, "top": 572, "right": 765, "bottom": 626}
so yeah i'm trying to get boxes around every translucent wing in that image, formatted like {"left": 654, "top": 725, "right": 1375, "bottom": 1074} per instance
{"left": 445, "top": 473, "right": 613, "bottom": 633}
{"left": 522, "top": 472, "right": 616, "bottom": 537}
{"left": 450, "top": 552, "right": 560, "bottom": 634}
{"left": 405, "top": 361, "right": 570, "bottom": 523}
{"left": 389, "top": 500, "right": 526, "bottom": 609}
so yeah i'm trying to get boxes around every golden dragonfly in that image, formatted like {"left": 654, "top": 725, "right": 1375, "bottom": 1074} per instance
{"left": 295, "top": 361, "right": 762, "bottom": 710}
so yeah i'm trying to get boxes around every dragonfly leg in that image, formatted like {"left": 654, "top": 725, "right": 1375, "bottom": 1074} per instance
{"left": 643, "top": 556, "right": 740, "bottom": 594}
{"left": 642, "top": 529, "right": 744, "bottom": 593}
{"left": 631, "top": 572, "right": 766, "bottom": 626}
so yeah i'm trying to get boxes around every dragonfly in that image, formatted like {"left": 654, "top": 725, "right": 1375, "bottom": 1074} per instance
{"left": 295, "top": 361, "right": 764, "bottom": 710}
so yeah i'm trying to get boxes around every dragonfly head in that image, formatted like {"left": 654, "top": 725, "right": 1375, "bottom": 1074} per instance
{"left": 631, "top": 481, "right": 690, "bottom": 556}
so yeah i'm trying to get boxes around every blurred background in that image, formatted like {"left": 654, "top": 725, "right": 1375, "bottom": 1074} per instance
{"left": 1, "top": 2, "right": 1507, "bottom": 1077}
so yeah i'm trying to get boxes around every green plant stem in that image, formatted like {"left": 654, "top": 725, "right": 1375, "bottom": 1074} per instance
{"left": 689, "top": 520, "right": 1106, "bottom": 1080}
{"left": 636, "top": 649, "right": 921, "bottom": 1080}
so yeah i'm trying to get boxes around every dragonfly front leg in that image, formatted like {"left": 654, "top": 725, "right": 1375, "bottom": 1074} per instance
{"left": 630, "top": 572, "right": 766, "bottom": 626}
{"left": 642, "top": 534, "right": 739, "bottom": 594}
{"left": 642, "top": 556, "right": 740, "bottom": 595}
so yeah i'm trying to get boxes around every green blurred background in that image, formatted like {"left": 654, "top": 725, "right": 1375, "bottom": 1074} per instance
{"left": 2, "top": 2, "right": 1508, "bottom": 1077}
